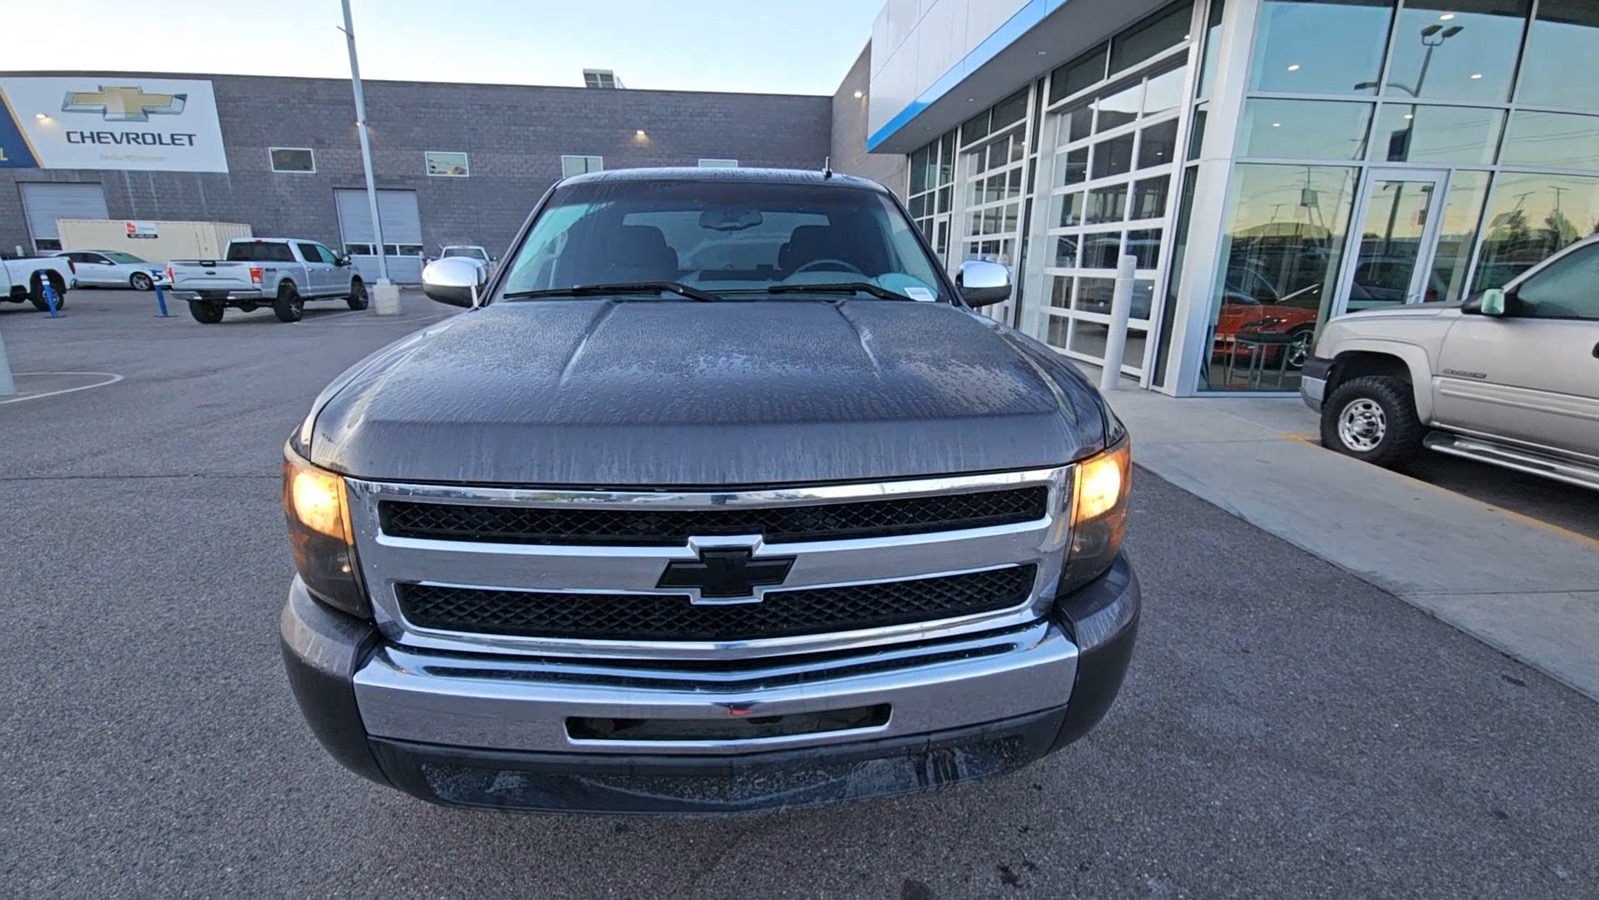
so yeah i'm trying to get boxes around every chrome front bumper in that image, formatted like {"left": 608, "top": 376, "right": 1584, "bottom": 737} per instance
{"left": 353, "top": 610, "right": 1078, "bottom": 756}
{"left": 281, "top": 554, "right": 1140, "bottom": 813}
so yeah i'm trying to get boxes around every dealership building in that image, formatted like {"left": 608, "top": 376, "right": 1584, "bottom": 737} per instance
{"left": 6, "top": 0, "right": 1599, "bottom": 397}
{"left": 0, "top": 71, "right": 834, "bottom": 284}
{"left": 863, "top": 0, "right": 1599, "bottom": 394}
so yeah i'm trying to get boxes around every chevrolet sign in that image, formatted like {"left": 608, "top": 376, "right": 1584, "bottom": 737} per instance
{"left": 0, "top": 77, "right": 227, "bottom": 172}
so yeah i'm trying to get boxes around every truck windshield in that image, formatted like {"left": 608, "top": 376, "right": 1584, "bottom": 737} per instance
{"left": 443, "top": 248, "right": 487, "bottom": 261}
{"left": 500, "top": 180, "right": 950, "bottom": 303}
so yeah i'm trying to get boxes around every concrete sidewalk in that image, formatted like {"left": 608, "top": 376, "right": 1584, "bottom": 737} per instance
{"left": 1095, "top": 374, "right": 1599, "bottom": 701}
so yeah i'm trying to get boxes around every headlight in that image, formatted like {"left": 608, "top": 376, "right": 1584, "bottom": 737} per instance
{"left": 282, "top": 446, "right": 370, "bottom": 618}
{"left": 1059, "top": 436, "right": 1131, "bottom": 594}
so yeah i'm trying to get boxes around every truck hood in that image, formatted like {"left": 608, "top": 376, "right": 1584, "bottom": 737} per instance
{"left": 309, "top": 300, "right": 1107, "bottom": 486}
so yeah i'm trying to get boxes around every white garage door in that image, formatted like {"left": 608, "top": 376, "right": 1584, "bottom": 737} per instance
{"left": 20, "top": 183, "right": 109, "bottom": 252}
{"left": 334, "top": 189, "right": 424, "bottom": 284}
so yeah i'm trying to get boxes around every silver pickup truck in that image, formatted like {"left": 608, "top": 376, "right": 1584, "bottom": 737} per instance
{"left": 279, "top": 168, "right": 1141, "bottom": 814}
{"left": 1, "top": 254, "right": 75, "bottom": 312}
{"left": 169, "top": 238, "right": 368, "bottom": 324}
{"left": 1305, "top": 234, "right": 1599, "bottom": 490}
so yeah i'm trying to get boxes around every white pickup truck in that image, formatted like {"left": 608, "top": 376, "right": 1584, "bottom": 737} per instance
{"left": 169, "top": 238, "right": 367, "bottom": 324}
{"left": 1, "top": 254, "right": 76, "bottom": 312}
{"left": 1304, "top": 234, "right": 1599, "bottom": 491}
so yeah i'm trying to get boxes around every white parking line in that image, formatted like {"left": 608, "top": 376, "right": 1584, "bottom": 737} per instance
{"left": 0, "top": 372, "right": 124, "bottom": 405}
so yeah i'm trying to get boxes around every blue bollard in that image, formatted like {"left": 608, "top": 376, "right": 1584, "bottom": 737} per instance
{"left": 41, "top": 278, "right": 60, "bottom": 317}
{"left": 153, "top": 278, "right": 170, "bottom": 318}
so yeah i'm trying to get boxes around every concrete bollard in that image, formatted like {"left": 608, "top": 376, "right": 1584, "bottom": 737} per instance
{"left": 153, "top": 280, "right": 170, "bottom": 317}
{"left": 372, "top": 279, "right": 401, "bottom": 316}
{"left": 1099, "top": 255, "right": 1138, "bottom": 393}
{"left": 42, "top": 278, "right": 61, "bottom": 317}
{"left": 0, "top": 326, "right": 15, "bottom": 397}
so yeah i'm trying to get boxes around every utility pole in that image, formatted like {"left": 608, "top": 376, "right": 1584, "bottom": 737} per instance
{"left": 340, "top": 0, "right": 400, "bottom": 314}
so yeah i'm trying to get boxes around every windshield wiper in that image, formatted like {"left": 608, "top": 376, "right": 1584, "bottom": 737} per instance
{"left": 503, "top": 282, "right": 722, "bottom": 303}
{"left": 762, "top": 282, "right": 919, "bottom": 302}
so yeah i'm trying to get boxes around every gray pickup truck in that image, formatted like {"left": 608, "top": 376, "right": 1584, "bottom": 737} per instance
{"left": 169, "top": 238, "right": 367, "bottom": 323}
{"left": 279, "top": 168, "right": 1140, "bottom": 813}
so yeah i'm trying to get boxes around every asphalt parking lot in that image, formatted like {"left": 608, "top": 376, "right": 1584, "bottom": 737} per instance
{"left": 3, "top": 292, "right": 1598, "bottom": 897}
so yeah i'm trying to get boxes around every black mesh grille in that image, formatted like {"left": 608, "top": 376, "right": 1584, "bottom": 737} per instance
{"left": 396, "top": 565, "right": 1036, "bottom": 641}
{"left": 379, "top": 488, "right": 1047, "bottom": 547}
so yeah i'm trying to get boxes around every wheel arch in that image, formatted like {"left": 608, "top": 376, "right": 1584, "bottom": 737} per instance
{"left": 1327, "top": 341, "right": 1434, "bottom": 421}
{"left": 30, "top": 269, "right": 66, "bottom": 290}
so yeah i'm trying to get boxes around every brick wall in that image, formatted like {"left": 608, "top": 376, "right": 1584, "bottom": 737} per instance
{"left": 829, "top": 47, "right": 909, "bottom": 199}
{"left": 0, "top": 72, "right": 833, "bottom": 259}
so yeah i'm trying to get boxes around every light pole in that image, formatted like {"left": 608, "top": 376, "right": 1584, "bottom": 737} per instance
{"left": 1353, "top": 24, "right": 1464, "bottom": 298}
{"left": 339, "top": 0, "right": 399, "bottom": 314}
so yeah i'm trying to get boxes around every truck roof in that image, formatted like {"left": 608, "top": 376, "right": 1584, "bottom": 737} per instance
{"left": 560, "top": 166, "right": 890, "bottom": 194}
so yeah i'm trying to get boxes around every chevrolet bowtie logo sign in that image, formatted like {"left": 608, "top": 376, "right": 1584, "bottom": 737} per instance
{"left": 61, "top": 86, "right": 187, "bottom": 122}
{"left": 658, "top": 547, "right": 796, "bottom": 600}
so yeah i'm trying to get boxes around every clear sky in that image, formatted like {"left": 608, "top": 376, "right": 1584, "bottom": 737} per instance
{"left": 2, "top": 0, "right": 880, "bottom": 96}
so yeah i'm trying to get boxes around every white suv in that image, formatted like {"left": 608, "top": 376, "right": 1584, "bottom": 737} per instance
{"left": 1303, "top": 235, "right": 1599, "bottom": 491}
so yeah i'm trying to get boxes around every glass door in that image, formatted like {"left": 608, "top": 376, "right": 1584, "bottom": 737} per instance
{"left": 1332, "top": 169, "right": 1450, "bottom": 316}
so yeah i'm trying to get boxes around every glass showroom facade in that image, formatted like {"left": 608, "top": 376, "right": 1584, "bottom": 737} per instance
{"left": 898, "top": 0, "right": 1599, "bottom": 394}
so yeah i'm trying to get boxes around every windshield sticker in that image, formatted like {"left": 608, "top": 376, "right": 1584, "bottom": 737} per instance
{"left": 905, "top": 287, "right": 935, "bottom": 302}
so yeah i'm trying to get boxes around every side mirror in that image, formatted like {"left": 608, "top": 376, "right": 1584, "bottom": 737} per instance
{"left": 1478, "top": 288, "right": 1507, "bottom": 317}
{"left": 422, "top": 256, "right": 488, "bottom": 308}
{"left": 957, "top": 260, "right": 1012, "bottom": 307}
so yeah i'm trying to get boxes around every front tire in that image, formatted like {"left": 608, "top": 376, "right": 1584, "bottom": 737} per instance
{"left": 188, "top": 300, "right": 225, "bottom": 324}
{"left": 346, "top": 279, "right": 369, "bottom": 311}
{"left": 129, "top": 272, "right": 154, "bottom": 292}
{"left": 273, "top": 283, "right": 303, "bottom": 323}
{"left": 1321, "top": 375, "right": 1424, "bottom": 469}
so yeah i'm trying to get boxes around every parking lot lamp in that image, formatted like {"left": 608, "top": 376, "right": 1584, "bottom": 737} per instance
{"left": 340, "top": 0, "right": 397, "bottom": 314}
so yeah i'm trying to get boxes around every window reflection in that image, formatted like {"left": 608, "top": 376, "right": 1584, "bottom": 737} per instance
{"left": 1139, "top": 119, "right": 1180, "bottom": 168}
{"left": 1196, "top": 0, "right": 1227, "bottom": 101}
{"left": 1501, "top": 111, "right": 1599, "bottom": 172}
{"left": 1095, "top": 83, "right": 1142, "bottom": 132}
{"left": 1433, "top": 171, "right": 1490, "bottom": 303}
{"left": 1517, "top": 0, "right": 1599, "bottom": 108}
{"left": 1369, "top": 104, "right": 1503, "bottom": 165}
{"left": 1132, "top": 176, "right": 1170, "bottom": 220}
{"left": 1205, "top": 164, "right": 1358, "bottom": 392}
{"left": 1472, "top": 173, "right": 1599, "bottom": 290}
{"left": 1093, "top": 134, "right": 1136, "bottom": 179}
{"left": 1250, "top": 0, "right": 1395, "bottom": 95}
{"left": 1143, "top": 67, "right": 1187, "bottom": 117}
{"left": 1085, "top": 185, "right": 1129, "bottom": 224}
{"left": 1057, "top": 148, "right": 1089, "bottom": 187}
{"left": 1239, "top": 99, "right": 1372, "bottom": 160}
{"left": 1384, "top": 0, "right": 1529, "bottom": 104}
{"left": 1347, "top": 179, "right": 1438, "bottom": 310}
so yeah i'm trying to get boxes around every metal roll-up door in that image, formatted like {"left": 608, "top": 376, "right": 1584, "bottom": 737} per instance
{"left": 334, "top": 189, "right": 423, "bottom": 283}
{"left": 19, "top": 183, "right": 109, "bottom": 252}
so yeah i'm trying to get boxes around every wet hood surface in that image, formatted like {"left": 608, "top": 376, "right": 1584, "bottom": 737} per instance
{"left": 311, "top": 300, "right": 1107, "bottom": 486}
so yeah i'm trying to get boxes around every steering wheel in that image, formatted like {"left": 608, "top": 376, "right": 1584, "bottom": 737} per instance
{"left": 792, "top": 258, "right": 865, "bottom": 277}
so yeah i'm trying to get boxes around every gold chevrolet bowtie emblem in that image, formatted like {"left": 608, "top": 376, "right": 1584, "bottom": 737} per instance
{"left": 61, "top": 86, "right": 187, "bottom": 122}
